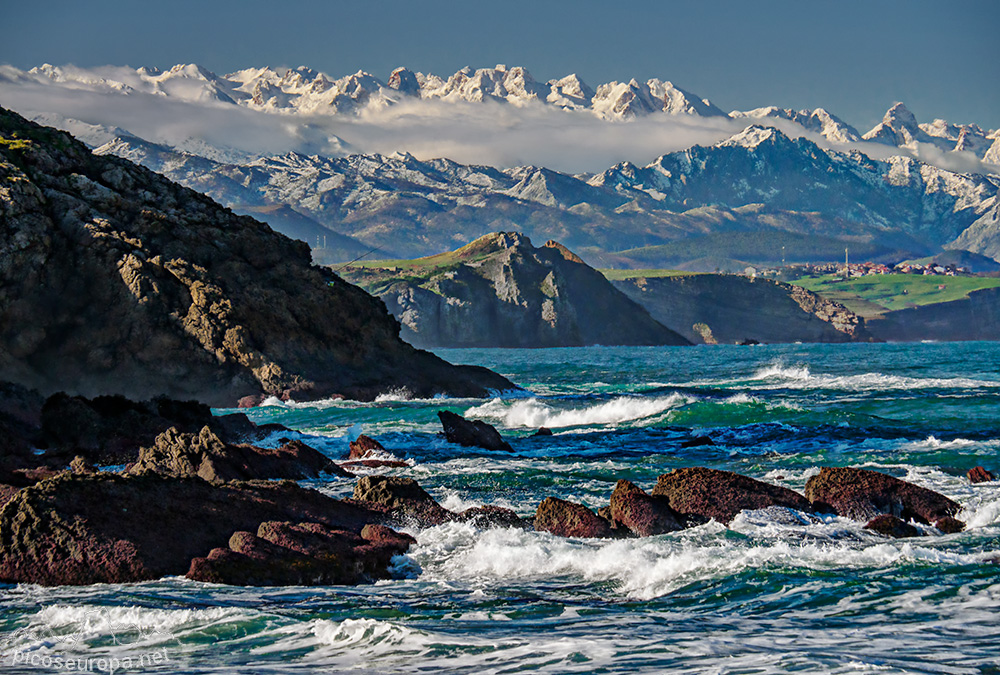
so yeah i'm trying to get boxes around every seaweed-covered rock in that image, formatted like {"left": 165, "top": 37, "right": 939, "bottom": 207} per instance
{"left": 608, "top": 479, "right": 684, "bottom": 536}
{"left": 126, "top": 426, "right": 342, "bottom": 481}
{"left": 804, "top": 467, "right": 962, "bottom": 528}
{"left": 438, "top": 410, "right": 512, "bottom": 452}
{"left": 651, "top": 467, "right": 812, "bottom": 525}
{"left": 0, "top": 473, "right": 384, "bottom": 585}
{"left": 534, "top": 496, "right": 615, "bottom": 538}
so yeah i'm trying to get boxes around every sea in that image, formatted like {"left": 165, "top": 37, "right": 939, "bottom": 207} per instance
{"left": 2, "top": 342, "right": 999, "bottom": 674}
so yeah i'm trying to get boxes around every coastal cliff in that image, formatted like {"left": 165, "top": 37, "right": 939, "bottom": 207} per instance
{"left": 612, "top": 274, "right": 870, "bottom": 344}
{"left": 866, "top": 287, "right": 1000, "bottom": 341}
{"left": 0, "top": 107, "right": 513, "bottom": 405}
{"left": 340, "top": 233, "right": 690, "bottom": 348}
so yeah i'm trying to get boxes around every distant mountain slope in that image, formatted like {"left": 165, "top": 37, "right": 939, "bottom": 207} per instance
{"left": 339, "top": 233, "right": 690, "bottom": 348}
{"left": 612, "top": 275, "right": 870, "bottom": 344}
{"left": 0, "top": 107, "right": 513, "bottom": 405}
{"left": 92, "top": 125, "right": 1000, "bottom": 263}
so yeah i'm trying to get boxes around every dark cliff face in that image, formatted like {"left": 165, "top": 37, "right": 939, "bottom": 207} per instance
{"left": 866, "top": 287, "right": 1000, "bottom": 342}
{"left": 0, "top": 107, "right": 514, "bottom": 404}
{"left": 342, "top": 232, "right": 690, "bottom": 348}
{"left": 613, "top": 275, "right": 870, "bottom": 345}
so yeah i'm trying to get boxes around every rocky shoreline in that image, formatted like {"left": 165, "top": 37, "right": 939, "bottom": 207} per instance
{"left": 0, "top": 389, "right": 988, "bottom": 588}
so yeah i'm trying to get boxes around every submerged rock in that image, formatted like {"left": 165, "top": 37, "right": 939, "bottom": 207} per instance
{"left": 438, "top": 410, "right": 512, "bottom": 452}
{"left": 456, "top": 505, "right": 527, "bottom": 529}
{"left": 804, "top": 467, "right": 962, "bottom": 529}
{"left": 126, "top": 426, "right": 342, "bottom": 481}
{"left": 534, "top": 496, "right": 615, "bottom": 538}
{"left": 607, "top": 479, "right": 684, "bottom": 536}
{"left": 651, "top": 467, "right": 813, "bottom": 525}
{"left": 0, "top": 473, "right": 386, "bottom": 585}
{"left": 343, "top": 434, "right": 408, "bottom": 469}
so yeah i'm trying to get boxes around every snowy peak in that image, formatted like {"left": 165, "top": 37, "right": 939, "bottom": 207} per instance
{"left": 862, "top": 102, "right": 998, "bottom": 160}
{"left": 387, "top": 67, "right": 420, "bottom": 96}
{"left": 730, "top": 106, "right": 861, "bottom": 143}
{"left": 718, "top": 125, "right": 783, "bottom": 149}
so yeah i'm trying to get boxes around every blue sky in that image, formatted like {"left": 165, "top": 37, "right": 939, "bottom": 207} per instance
{"left": 2, "top": 0, "right": 998, "bottom": 131}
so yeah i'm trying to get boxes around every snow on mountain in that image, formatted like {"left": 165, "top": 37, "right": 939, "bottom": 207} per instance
{"left": 93, "top": 124, "right": 1000, "bottom": 263}
{"left": 729, "top": 106, "right": 861, "bottom": 143}
{"left": 863, "top": 102, "right": 998, "bottom": 161}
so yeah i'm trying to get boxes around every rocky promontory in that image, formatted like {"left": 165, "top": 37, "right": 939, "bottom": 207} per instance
{"left": 0, "top": 107, "right": 513, "bottom": 405}
{"left": 340, "top": 232, "right": 690, "bottom": 348}
{"left": 613, "top": 273, "right": 870, "bottom": 344}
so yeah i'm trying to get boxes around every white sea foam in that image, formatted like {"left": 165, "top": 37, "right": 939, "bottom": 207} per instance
{"left": 409, "top": 521, "right": 999, "bottom": 602}
{"left": 749, "top": 362, "right": 998, "bottom": 392}
{"left": 464, "top": 393, "right": 692, "bottom": 429}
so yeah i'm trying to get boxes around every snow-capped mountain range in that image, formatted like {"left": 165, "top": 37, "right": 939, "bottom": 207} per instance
{"left": 4, "top": 62, "right": 997, "bottom": 162}
{"left": 4, "top": 61, "right": 1000, "bottom": 264}
{"left": 91, "top": 124, "right": 1000, "bottom": 264}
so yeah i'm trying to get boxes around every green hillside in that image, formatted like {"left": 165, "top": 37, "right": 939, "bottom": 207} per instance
{"left": 789, "top": 274, "right": 1000, "bottom": 316}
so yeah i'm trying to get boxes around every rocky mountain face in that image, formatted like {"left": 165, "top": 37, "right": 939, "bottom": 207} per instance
{"left": 863, "top": 102, "right": 999, "bottom": 159}
{"left": 91, "top": 126, "right": 1000, "bottom": 263}
{"left": 613, "top": 275, "right": 870, "bottom": 345}
{"left": 0, "top": 107, "right": 513, "bottom": 405}
{"left": 340, "top": 233, "right": 690, "bottom": 348}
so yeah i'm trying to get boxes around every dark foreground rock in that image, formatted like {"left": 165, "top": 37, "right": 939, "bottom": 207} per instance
{"left": 651, "top": 467, "right": 813, "bottom": 525}
{"left": 352, "top": 475, "right": 455, "bottom": 527}
{"left": 607, "top": 480, "right": 684, "bottom": 536}
{"left": 968, "top": 466, "right": 995, "bottom": 484}
{"left": 534, "top": 497, "right": 615, "bottom": 538}
{"left": 864, "top": 514, "right": 920, "bottom": 539}
{"left": 438, "top": 410, "right": 513, "bottom": 452}
{"left": 126, "top": 426, "right": 346, "bottom": 481}
{"left": 0, "top": 106, "right": 514, "bottom": 406}
{"left": 0, "top": 473, "right": 386, "bottom": 585}
{"left": 456, "top": 505, "right": 528, "bottom": 529}
{"left": 186, "top": 520, "right": 414, "bottom": 586}
{"left": 804, "top": 467, "right": 963, "bottom": 529}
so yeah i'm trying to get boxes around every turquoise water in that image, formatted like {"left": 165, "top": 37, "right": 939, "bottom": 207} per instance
{"left": 2, "top": 343, "right": 999, "bottom": 673}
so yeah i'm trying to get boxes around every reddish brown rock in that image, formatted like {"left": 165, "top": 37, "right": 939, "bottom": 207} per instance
{"left": 341, "top": 458, "right": 409, "bottom": 469}
{"left": 934, "top": 516, "right": 965, "bottom": 534}
{"left": 438, "top": 410, "right": 512, "bottom": 452}
{"left": 0, "top": 472, "right": 386, "bottom": 585}
{"left": 968, "top": 466, "right": 995, "bottom": 484}
{"left": 864, "top": 514, "right": 919, "bottom": 539}
{"left": 349, "top": 435, "right": 387, "bottom": 460}
{"left": 126, "top": 426, "right": 344, "bottom": 481}
{"left": 804, "top": 467, "right": 962, "bottom": 526}
{"left": 608, "top": 479, "right": 684, "bottom": 536}
{"left": 186, "top": 519, "right": 413, "bottom": 586}
{"left": 534, "top": 497, "right": 615, "bottom": 538}
{"left": 352, "top": 475, "right": 455, "bottom": 527}
{"left": 651, "top": 467, "right": 812, "bottom": 525}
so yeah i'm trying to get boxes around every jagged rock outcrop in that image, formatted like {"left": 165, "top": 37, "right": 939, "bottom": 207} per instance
{"left": 614, "top": 274, "right": 870, "bottom": 344}
{"left": 968, "top": 466, "right": 995, "bottom": 483}
{"left": 126, "top": 426, "right": 344, "bottom": 481}
{"left": 0, "top": 107, "right": 514, "bottom": 405}
{"left": 864, "top": 514, "right": 919, "bottom": 539}
{"left": 651, "top": 467, "right": 813, "bottom": 524}
{"left": 438, "top": 410, "right": 513, "bottom": 452}
{"left": 351, "top": 475, "right": 455, "bottom": 527}
{"left": 804, "top": 467, "right": 962, "bottom": 529}
{"left": 0, "top": 473, "right": 387, "bottom": 585}
{"left": 866, "top": 287, "right": 1000, "bottom": 342}
{"left": 341, "top": 233, "right": 690, "bottom": 348}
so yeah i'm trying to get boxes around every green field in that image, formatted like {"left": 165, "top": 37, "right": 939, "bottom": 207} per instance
{"left": 598, "top": 269, "right": 699, "bottom": 281}
{"left": 789, "top": 273, "right": 1000, "bottom": 316}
